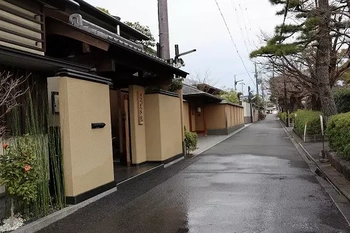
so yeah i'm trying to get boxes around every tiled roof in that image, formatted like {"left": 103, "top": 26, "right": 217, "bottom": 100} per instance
{"left": 183, "top": 84, "right": 223, "bottom": 101}
{"left": 69, "top": 14, "right": 167, "bottom": 64}
{"left": 67, "top": 14, "right": 188, "bottom": 77}
{"left": 183, "top": 83, "right": 204, "bottom": 95}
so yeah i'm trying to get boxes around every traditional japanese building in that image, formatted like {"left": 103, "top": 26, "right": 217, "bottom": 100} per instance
{"left": 183, "top": 84, "right": 244, "bottom": 135}
{"left": 0, "top": 0, "right": 187, "bottom": 204}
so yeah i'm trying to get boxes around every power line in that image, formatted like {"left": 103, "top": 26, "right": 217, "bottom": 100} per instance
{"left": 237, "top": 0, "right": 254, "bottom": 46}
{"left": 214, "top": 0, "right": 256, "bottom": 85}
{"left": 229, "top": 0, "right": 251, "bottom": 55}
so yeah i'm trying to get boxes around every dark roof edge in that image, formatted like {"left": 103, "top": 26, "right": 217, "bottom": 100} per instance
{"left": 65, "top": 19, "right": 188, "bottom": 78}
{"left": 219, "top": 100, "right": 244, "bottom": 108}
{"left": 146, "top": 89, "right": 179, "bottom": 98}
{"left": 56, "top": 68, "right": 112, "bottom": 85}
{"left": 184, "top": 93, "right": 223, "bottom": 101}
{"left": 0, "top": 45, "right": 92, "bottom": 72}
{"left": 74, "top": 0, "right": 149, "bottom": 40}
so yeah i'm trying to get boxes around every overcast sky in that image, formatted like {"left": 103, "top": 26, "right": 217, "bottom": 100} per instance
{"left": 86, "top": 0, "right": 281, "bottom": 94}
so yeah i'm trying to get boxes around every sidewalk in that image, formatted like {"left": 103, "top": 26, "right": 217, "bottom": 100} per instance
{"left": 285, "top": 125, "right": 350, "bottom": 201}
{"left": 11, "top": 124, "right": 251, "bottom": 233}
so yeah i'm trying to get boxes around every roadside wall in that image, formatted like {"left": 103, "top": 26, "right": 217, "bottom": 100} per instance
{"left": 145, "top": 92, "right": 182, "bottom": 162}
{"left": 206, "top": 103, "right": 244, "bottom": 135}
{"left": 54, "top": 76, "right": 114, "bottom": 204}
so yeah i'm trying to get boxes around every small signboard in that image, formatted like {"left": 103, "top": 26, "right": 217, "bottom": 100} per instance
{"left": 137, "top": 91, "right": 144, "bottom": 125}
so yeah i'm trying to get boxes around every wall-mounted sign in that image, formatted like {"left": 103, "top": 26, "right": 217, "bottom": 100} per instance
{"left": 137, "top": 91, "right": 144, "bottom": 125}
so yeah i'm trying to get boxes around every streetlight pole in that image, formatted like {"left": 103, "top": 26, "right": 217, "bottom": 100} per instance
{"left": 234, "top": 75, "right": 236, "bottom": 91}
{"left": 234, "top": 75, "right": 243, "bottom": 92}
{"left": 240, "top": 82, "right": 245, "bottom": 94}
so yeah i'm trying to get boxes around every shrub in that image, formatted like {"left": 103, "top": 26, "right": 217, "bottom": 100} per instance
{"left": 290, "top": 112, "right": 296, "bottom": 123}
{"left": 0, "top": 134, "right": 39, "bottom": 222}
{"left": 258, "top": 111, "right": 266, "bottom": 120}
{"left": 278, "top": 112, "right": 287, "bottom": 123}
{"left": 334, "top": 88, "right": 350, "bottom": 113}
{"left": 294, "top": 110, "right": 322, "bottom": 135}
{"left": 327, "top": 112, "right": 350, "bottom": 159}
{"left": 184, "top": 127, "right": 197, "bottom": 154}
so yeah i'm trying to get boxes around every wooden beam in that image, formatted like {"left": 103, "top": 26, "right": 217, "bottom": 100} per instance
{"left": 95, "top": 58, "right": 116, "bottom": 72}
{"left": 44, "top": 8, "right": 69, "bottom": 23}
{"left": 46, "top": 20, "right": 110, "bottom": 51}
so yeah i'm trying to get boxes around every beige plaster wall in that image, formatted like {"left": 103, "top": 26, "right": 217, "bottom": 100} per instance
{"left": 204, "top": 104, "right": 226, "bottom": 130}
{"left": 183, "top": 102, "right": 190, "bottom": 131}
{"left": 195, "top": 110, "right": 204, "bottom": 131}
{"left": 224, "top": 104, "right": 244, "bottom": 128}
{"left": 159, "top": 94, "right": 182, "bottom": 160}
{"left": 145, "top": 93, "right": 182, "bottom": 161}
{"left": 0, "top": 1, "right": 43, "bottom": 55}
{"left": 129, "top": 85, "right": 147, "bottom": 164}
{"left": 190, "top": 105, "right": 196, "bottom": 131}
{"left": 144, "top": 94, "right": 162, "bottom": 161}
{"left": 58, "top": 77, "right": 114, "bottom": 197}
{"left": 225, "top": 105, "right": 231, "bottom": 128}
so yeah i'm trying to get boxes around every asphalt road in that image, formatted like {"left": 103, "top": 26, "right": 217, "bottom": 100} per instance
{"left": 38, "top": 115, "right": 350, "bottom": 233}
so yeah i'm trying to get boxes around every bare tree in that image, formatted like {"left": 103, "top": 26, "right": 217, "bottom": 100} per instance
{"left": 185, "top": 69, "right": 219, "bottom": 93}
{"left": 0, "top": 70, "right": 28, "bottom": 137}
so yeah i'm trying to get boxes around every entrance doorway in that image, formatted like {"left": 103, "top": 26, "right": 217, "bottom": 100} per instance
{"left": 110, "top": 89, "right": 131, "bottom": 167}
{"left": 189, "top": 103, "right": 206, "bottom": 135}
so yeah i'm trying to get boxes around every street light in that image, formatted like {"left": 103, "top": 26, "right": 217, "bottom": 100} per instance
{"left": 234, "top": 76, "right": 244, "bottom": 91}
{"left": 174, "top": 44, "right": 196, "bottom": 67}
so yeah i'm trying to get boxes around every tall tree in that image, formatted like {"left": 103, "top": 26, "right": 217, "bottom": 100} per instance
{"left": 96, "top": 7, "right": 110, "bottom": 15}
{"left": 220, "top": 89, "right": 240, "bottom": 104}
{"left": 96, "top": 6, "right": 156, "bottom": 53}
{"left": 316, "top": 0, "right": 337, "bottom": 116}
{"left": 124, "top": 21, "right": 156, "bottom": 53}
{"left": 251, "top": 0, "right": 350, "bottom": 116}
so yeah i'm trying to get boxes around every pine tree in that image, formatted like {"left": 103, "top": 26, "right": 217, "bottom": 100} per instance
{"left": 250, "top": 0, "right": 347, "bottom": 116}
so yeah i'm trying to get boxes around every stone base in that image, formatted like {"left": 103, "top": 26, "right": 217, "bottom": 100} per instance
{"left": 327, "top": 151, "right": 350, "bottom": 181}
{"left": 207, "top": 124, "right": 245, "bottom": 135}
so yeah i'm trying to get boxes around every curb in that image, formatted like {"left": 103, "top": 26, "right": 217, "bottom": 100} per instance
{"left": 190, "top": 123, "right": 253, "bottom": 158}
{"left": 11, "top": 124, "right": 252, "bottom": 233}
{"left": 13, "top": 187, "right": 117, "bottom": 233}
{"left": 281, "top": 123, "right": 350, "bottom": 202}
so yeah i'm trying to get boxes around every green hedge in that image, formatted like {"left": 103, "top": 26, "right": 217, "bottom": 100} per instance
{"left": 334, "top": 88, "right": 350, "bottom": 113}
{"left": 294, "top": 110, "right": 322, "bottom": 135}
{"left": 327, "top": 112, "right": 350, "bottom": 159}
{"left": 278, "top": 112, "right": 287, "bottom": 123}
{"left": 278, "top": 111, "right": 296, "bottom": 124}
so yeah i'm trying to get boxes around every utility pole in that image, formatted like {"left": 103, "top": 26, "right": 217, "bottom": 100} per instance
{"left": 158, "top": 0, "right": 170, "bottom": 60}
{"left": 255, "top": 63, "right": 259, "bottom": 100}
{"left": 234, "top": 75, "right": 237, "bottom": 91}
{"left": 234, "top": 75, "right": 243, "bottom": 92}
{"left": 261, "top": 79, "right": 265, "bottom": 114}
{"left": 248, "top": 86, "right": 253, "bottom": 123}
{"left": 255, "top": 63, "right": 260, "bottom": 119}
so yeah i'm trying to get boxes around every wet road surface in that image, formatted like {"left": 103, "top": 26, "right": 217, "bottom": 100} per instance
{"left": 39, "top": 115, "right": 350, "bottom": 233}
